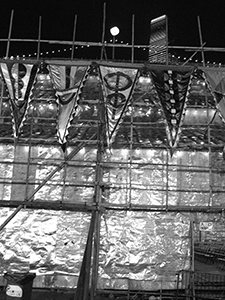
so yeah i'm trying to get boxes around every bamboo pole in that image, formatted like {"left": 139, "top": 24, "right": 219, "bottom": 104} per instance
{"left": 166, "top": 15, "right": 169, "bottom": 65}
{"left": 197, "top": 16, "right": 213, "bottom": 207}
{"left": 2, "top": 38, "right": 225, "bottom": 52}
{"left": 74, "top": 212, "right": 96, "bottom": 300}
{"left": 71, "top": 14, "right": 77, "bottom": 60}
{"left": 37, "top": 16, "right": 42, "bottom": 60}
{"left": 166, "top": 149, "right": 169, "bottom": 209}
{"left": 1, "top": 200, "right": 225, "bottom": 213}
{"left": 197, "top": 16, "right": 205, "bottom": 66}
{"left": 24, "top": 109, "right": 35, "bottom": 204}
{"left": 182, "top": 42, "right": 206, "bottom": 66}
{"left": 0, "top": 76, "right": 4, "bottom": 117}
{"left": 131, "top": 14, "right": 135, "bottom": 63}
{"left": 100, "top": 3, "right": 106, "bottom": 60}
{"left": 129, "top": 86, "right": 136, "bottom": 207}
{"left": 90, "top": 77, "right": 104, "bottom": 300}
{"left": 5, "top": 10, "right": 14, "bottom": 58}
{"left": 190, "top": 220, "right": 196, "bottom": 300}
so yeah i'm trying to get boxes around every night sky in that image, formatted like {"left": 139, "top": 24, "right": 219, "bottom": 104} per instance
{"left": 0, "top": 0, "right": 225, "bottom": 63}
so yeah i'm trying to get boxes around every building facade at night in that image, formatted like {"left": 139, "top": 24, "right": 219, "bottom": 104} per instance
{"left": 1, "top": 55, "right": 225, "bottom": 299}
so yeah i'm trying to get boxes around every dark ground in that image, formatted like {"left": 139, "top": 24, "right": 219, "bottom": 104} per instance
{"left": 1, "top": 260, "right": 225, "bottom": 300}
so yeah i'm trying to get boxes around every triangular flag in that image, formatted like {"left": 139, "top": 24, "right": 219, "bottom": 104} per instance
{"left": 99, "top": 66, "right": 138, "bottom": 148}
{"left": 202, "top": 68, "right": 225, "bottom": 122}
{"left": 48, "top": 63, "right": 89, "bottom": 145}
{"left": 151, "top": 67, "right": 193, "bottom": 150}
{"left": 0, "top": 62, "right": 39, "bottom": 137}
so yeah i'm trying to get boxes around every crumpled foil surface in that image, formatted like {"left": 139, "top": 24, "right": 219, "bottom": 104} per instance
{"left": 0, "top": 208, "right": 91, "bottom": 288}
{"left": 0, "top": 144, "right": 14, "bottom": 200}
{"left": 0, "top": 143, "right": 224, "bottom": 290}
{"left": 0, "top": 208, "right": 190, "bottom": 290}
{"left": 0, "top": 142, "right": 223, "bottom": 207}
{"left": 102, "top": 148, "right": 210, "bottom": 206}
{"left": 0, "top": 144, "right": 96, "bottom": 203}
{"left": 98, "top": 211, "right": 190, "bottom": 290}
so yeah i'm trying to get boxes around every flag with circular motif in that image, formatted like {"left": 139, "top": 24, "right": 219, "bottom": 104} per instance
{"left": 99, "top": 66, "right": 138, "bottom": 148}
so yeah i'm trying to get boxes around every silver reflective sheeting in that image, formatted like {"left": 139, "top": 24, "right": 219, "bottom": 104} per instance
{"left": 98, "top": 211, "right": 190, "bottom": 290}
{"left": 102, "top": 149, "right": 210, "bottom": 206}
{"left": 0, "top": 143, "right": 225, "bottom": 290}
{"left": 0, "top": 208, "right": 91, "bottom": 288}
{"left": 0, "top": 145, "right": 14, "bottom": 200}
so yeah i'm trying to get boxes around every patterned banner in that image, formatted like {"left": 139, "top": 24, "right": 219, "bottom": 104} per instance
{"left": 151, "top": 67, "right": 193, "bottom": 149}
{"left": 149, "top": 15, "right": 168, "bottom": 64}
{"left": 99, "top": 66, "right": 138, "bottom": 147}
{"left": 202, "top": 68, "right": 225, "bottom": 121}
{"left": 0, "top": 62, "right": 39, "bottom": 137}
{"left": 48, "top": 64, "right": 88, "bottom": 145}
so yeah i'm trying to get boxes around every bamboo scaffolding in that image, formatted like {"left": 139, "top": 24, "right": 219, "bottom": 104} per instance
{"left": 131, "top": 14, "right": 135, "bottom": 63}
{"left": 100, "top": 3, "right": 106, "bottom": 60}
{"left": 71, "top": 14, "right": 77, "bottom": 60}
{"left": 197, "top": 16, "right": 213, "bottom": 207}
{"left": 197, "top": 16, "right": 205, "bottom": 66}
{"left": 0, "top": 158, "right": 215, "bottom": 171}
{"left": 0, "top": 132, "right": 97, "bottom": 231}
{"left": 0, "top": 200, "right": 224, "bottom": 213}
{"left": 37, "top": 16, "right": 42, "bottom": 60}
{"left": 90, "top": 87, "right": 104, "bottom": 300}
{"left": 2, "top": 38, "right": 225, "bottom": 52}
{"left": 5, "top": 10, "right": 14, "bottom": 58}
